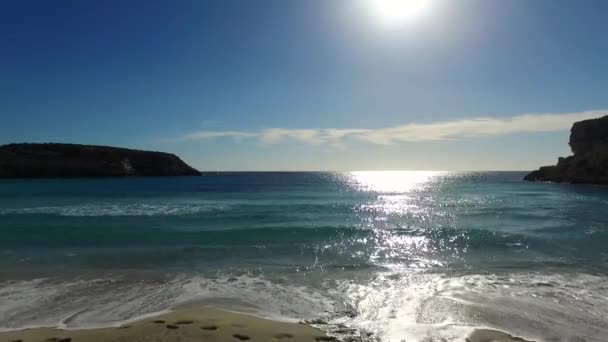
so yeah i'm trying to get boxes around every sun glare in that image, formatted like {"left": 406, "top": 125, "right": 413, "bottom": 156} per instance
{"left": 369, "top": 0, "right": 433, "bottom": 27}
{"left": 347, "top": 171, "right": 444, "bottom": 193}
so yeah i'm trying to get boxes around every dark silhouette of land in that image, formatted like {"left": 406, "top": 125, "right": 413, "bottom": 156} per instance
{"left": 525, "top": 115, "right": 608, "bottom": 184}
{"left": 0, "top": 143, "right": 201, "bottom": 178}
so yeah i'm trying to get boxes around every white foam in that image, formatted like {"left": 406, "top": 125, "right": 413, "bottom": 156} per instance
{"left": 175, "top": 275, "right": 335, "bottom": 322}
{"left": 330, "top": 272, "right": 476, "bottom": 341}
{"left": 331, "top": 271, "right": 608, "bottom": 342}
{"left": 0, "top": 274, "right": 333, "bottom": 330}
{"left": 0, "top": 277, "right": 184, "bottom": 330}
{"left": 1, "top": 272, "right": 607, "bottom": 341}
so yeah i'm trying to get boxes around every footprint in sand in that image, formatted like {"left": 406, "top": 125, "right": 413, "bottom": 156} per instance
{"left": 12, "top": 340, "right": 22, "bottom": 342}
{"left": 201, "top": 325, "right": 218, "bottom": 331}
{"left": 174, "top": 320, "right": 194, "bottom": 325}
{"left": 274, "top": 333, "right": 294, "bottom": 339}
{"left": 152, "top": 320, "right": 165, "bottom": 324}
{"left": 233, "top": 333, "right": 251, "bottom": 340}
{"left": 166, "top": 324, "right": 179, "bottom": 330}
{"left": 314, "top": 337, "right": 338, "bottom": 342}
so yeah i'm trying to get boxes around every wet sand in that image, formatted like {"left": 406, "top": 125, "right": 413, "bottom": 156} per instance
{"left": 0, "top": 307, "right": 328, "bottom": 342}
{"left": 0, "top": 306, "right": 535, "bottom": 342}
{"left": 468, "top": 329, "right": 534, "bottom": 342}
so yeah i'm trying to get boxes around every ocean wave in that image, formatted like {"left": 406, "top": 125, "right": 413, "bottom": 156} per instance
{"left": 331, "top": 272, "right": 608, "bottom": 342}
{"left": 0, "top": 274, "right": 334, "bottom": 330}
{"left": 1, "top": 222, "right": 595, "bottom": 271}
{"left": 0, "top": 277, "right": 182, "bottom": 330}
{"left": 0, "top": 203, "right": 229, "bottom": 217}
{"left": 175, "top": 275, "right": 335, "bottom": 322}
{"left": 2, "top": 271, "right": 607, "bottom": 342}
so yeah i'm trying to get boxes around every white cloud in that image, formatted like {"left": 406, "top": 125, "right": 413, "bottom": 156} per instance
{"left": 176, "top": 110, "right": 606, "bottom": 146}
{"left": 259, "top": 128, "right": 323, "bottom": 145}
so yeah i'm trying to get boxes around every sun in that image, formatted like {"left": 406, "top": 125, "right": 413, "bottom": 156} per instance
{"left": 369, "top": 0, "right": 433, "bottom": 27}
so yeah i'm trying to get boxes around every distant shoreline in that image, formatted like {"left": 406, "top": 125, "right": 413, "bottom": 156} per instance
{"left": 0, "top": 143, "right": 201, "bottom": 178}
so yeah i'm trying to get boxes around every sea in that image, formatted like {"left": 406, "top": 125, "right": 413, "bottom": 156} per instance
{"left": 0, "top": 172, "right": 607, "bottom": 341}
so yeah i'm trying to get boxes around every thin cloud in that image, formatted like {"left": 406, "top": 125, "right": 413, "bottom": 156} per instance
{"left": 259, "top": 128, "right": 323, "bottom": 145}
{"left": 176, "top": 110, "right": 606, "bottom": 146}
{"left": 181, "top": 131, "right": 258, "bottom": 140}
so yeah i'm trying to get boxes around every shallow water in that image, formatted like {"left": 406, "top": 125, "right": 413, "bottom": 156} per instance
{"left": 0, "top": 172, "right": 607, "bottom": 341}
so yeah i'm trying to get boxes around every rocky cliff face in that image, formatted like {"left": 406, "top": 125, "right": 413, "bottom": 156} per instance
{"left": 524, "top": 115, "right": 608, "bottom": 184}
{"left": 0, "top": 143, "right": 201, "bottom": 178}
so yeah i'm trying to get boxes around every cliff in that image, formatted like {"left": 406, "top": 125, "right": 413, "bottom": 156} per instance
{"left": 524, "top": 115, "right": 608, "bottom": 184}
{"left": 0, "top": 143, "right": 201, "bottom": 178}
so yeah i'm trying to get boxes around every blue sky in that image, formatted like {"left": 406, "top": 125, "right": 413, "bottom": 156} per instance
{"left": 1, "top": 0, "right": 607, "bottom": 171}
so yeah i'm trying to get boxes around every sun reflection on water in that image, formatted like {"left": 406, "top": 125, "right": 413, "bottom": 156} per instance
{"left": 346, "top": 171, "right": 445, "bottom": 193}
{"left": 336, "top": 171, "right": 460, "bottom": 271}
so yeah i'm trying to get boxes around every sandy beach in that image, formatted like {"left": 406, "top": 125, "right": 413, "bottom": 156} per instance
{"left": 0, "top": 307, "right": 327, "bottom": 342}
{"left": 0, "top": 305, "right": 535, "bottom": 342}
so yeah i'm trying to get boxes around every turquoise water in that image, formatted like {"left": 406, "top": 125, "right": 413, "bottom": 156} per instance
{"left": 1, "top": 172, "right": 607, "bottom": 341}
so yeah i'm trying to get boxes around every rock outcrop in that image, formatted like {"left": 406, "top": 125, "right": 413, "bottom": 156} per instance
{"left": 0, "top": 143, "right": 201, "bottom": 178}
{"left": 524, "top": 115, "right": 608, "bottom": 184}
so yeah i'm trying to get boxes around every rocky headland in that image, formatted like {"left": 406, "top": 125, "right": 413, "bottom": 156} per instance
{"left": 0, "top": 143, "right": 201, "bottom": 178}
{"left": 524, "top": 115, "right": 608, "bottom": 184}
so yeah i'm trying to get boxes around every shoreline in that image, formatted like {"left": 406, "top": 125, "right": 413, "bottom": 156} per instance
{"left": 0, "top": 305, "right": 535, "bottom": 342}
{"left": 0, "top": 307, "right": 327, "bottom": 342}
